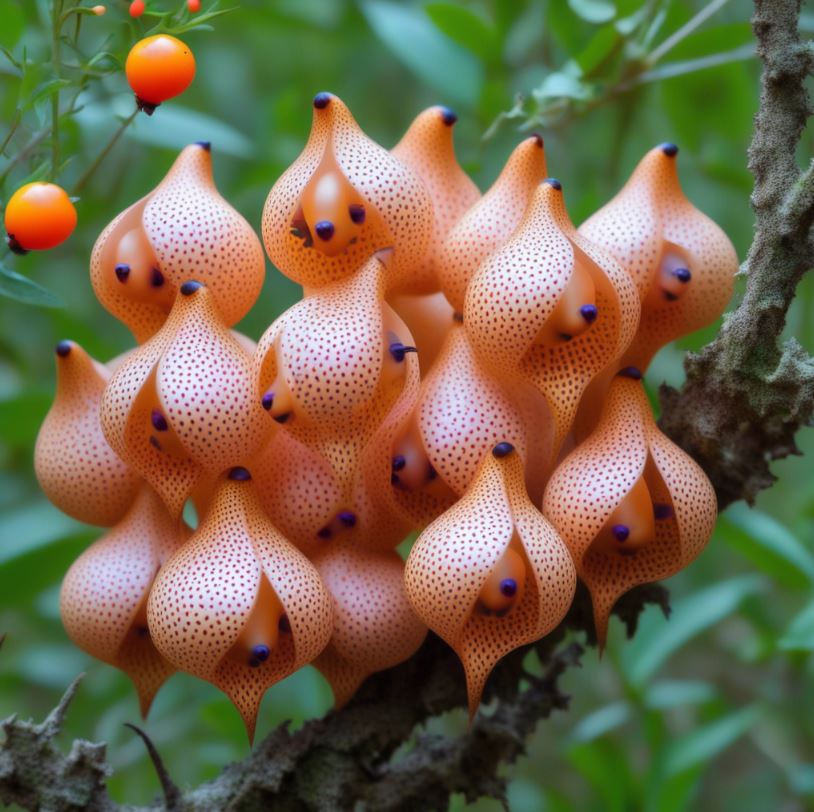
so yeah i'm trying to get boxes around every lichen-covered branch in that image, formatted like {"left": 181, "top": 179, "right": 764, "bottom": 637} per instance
{"left": 660, "top": 0, "right": 814, "bottom": 508}
{"left": 2, "top": 1, "right": 813, "bottom": 809}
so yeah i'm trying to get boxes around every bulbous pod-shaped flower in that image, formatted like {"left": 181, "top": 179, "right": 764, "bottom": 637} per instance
{"left": 543, "top": 372, "right": 717, "bottom": 648}
{"left": 312, "top": 541, "right": 427, "bottom": 708}
{"left": 465, "top": 179, "right": 639, "bottom": 468}
{"left": 579, "top": 143, "right": 737, "bottom": 371}
{"left": 390, "top": 105, "right": 480, "bottom": 294}
{"left": 60, "top": 486, "right": 185, "bottom": 715}
{"left": 405, "top": 443, "right": 576, "bottom": 716}
{"left": 437, "top": 135, "right": 547, "bottom": 313}
{"left": 35, "top": 340, "right": 140, "bottom": 526}
{"left": 101, "top": 281, "right": 268, "bottom": 520}
{"left": 389, "top": 290, "right": 457, "bottom": 375}
{"left": 262, "top": 92, "right": 433, "bottom": 290}
{"left": 254, "top": 255, "right": 419, "bottom": 498}
{"left": 91, "top": 142, "right": 265, "bottom": 343}
{"left": 399, "top": 323, "right": 526, "bottom": 497}
{"left": 147, "top": 468, "right": 334, "bottom": 741}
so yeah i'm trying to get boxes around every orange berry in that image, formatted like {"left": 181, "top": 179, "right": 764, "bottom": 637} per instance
{"left": 187, "top": 0, "right": 201, "bottom": 11}
{"left": 129, "top": 0, "right": 144, "bottom": 16}
{"left": 125, "top": 35, "right": 195, "bottom": 115}
{"left": 4, "top": 182, "right": 77, "bottom": 253}
{"left": 92, "top": 4, "right": 106, "bottom": 14}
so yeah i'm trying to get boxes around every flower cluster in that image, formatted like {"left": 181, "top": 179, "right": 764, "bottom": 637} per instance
{"left": 37, "top": 93, "right": 736, "bottom": 738}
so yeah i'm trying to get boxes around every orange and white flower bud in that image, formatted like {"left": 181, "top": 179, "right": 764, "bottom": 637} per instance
{"left": 390, "top": 105, "right": 480, "bottom": 295}
{"left": 465, "top": 179, "right": 639, "bottom": 467}
{"left": 60, "top": 486, "right": 185, "bottom": 715}
{"left": 437, "top": 135, "right": 547, "bottom": 313}
{"left": 101, "top": 281, "right": 268, "bottom": 519}
{"left": 147, "top": 468, "right": 334, "bottom": 741}
{"left": 91, "top": 143, "right": 265, "bottom": 342}
{"left": 313, "top": 542, "right": 427, "bottom": 708}
{"left": 262, "top": 93, "right": 433, "bottom": 291}
{"left": 544, "top": 372, "right": 717, "bottom": 648}
{"left": 35, "top": 340, "right": 140, "bottom": 526}
{"left": 405, "top": 442, "right": 575, "bottom": 716}
{"left": 579, "top": 143, "right": 737, "bottom": 371}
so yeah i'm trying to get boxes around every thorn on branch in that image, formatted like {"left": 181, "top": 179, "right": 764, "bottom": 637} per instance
{"left": 123, "top": 722, "right": 183, "bottom": 810}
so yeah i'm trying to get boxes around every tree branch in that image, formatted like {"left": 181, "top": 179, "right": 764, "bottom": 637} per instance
{"left": 660, "top": 0, "right": 814, "bottom": 508}
{"left": 0, "top": 586, "right": 666, "bottom": 812}
{"left": 2, "top": 1, "right": 813, "bottom": 809}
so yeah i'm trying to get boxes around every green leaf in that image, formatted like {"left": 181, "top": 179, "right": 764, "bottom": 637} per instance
{"left": 720, "top": 504, "right": 814, "bottom": 589}
{"left": 574, "top": 24, "right": 623, "bottom": 77}
{"left": 568, "top": 0, "right": 616, "bottom": 25}
{"left": 620, "top": 575, "right": 765, "bottom": 688}
{"left": 644, "top": 679, "right": 717, "bottom": 710}
{"left": 0, "top": 500, "right": 86, "bottom": 567}
{"left": 26, "top": 78, "right": 73, "bottom": 111}
{"left": 662, "top": 706, "right": 761, "bottom": 777}
{"left": 569, "top": 701, "right": 630, "bottom": 743}
{"left": 0, "top": 0, "right": 25, "bottom": 49}
{"left": 424, "top": 3, "right": 499, "bottom": 63}
{"left": 0, "top": 264, "right": 63, "bottom": 308}
{"left": 567, "top": 738, "right": 634, "bottom": 812}
{"left": 361, "top": 1, "right": 483, "bottom": 108}
{"left": 778, "top": 598, "right": 814, "bottom": 651}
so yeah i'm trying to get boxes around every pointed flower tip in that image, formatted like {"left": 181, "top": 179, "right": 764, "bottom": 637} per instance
{"left": 313, "top": 91, "right": 332, "bottom": 109}
{"left": 532, "top": 133, "right": 543, "bottom": 147}
{"left": 228, "top": 466, "right": 252, "bottom": 482}
{"left": 660, "top": 142, "right": 679, "bottom": 157}
{"left": 544, "top": 177, "right": 562, "bottom": 191}
{"left": 55, "top": 340, "right": 73, "bottom": 358}
{"left": 194, "top": 140, "right": 211, "bottom": 152}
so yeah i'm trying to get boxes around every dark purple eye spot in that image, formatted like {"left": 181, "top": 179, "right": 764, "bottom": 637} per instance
{"left": 315, "top": 221, "right": 334, "bottom": 241}
{"left": 499, "top": 578, "right": 517, "bottom": 597}
{"left": 151, "top": 267, "right": 165, "bottom": 288}
{"left": 151, "top": 409, "right": 168, "bottom": 432}
{"left": 580, "top": 304, "right": 598, "bottom": 324}
{"left": 348, "top": 204, "right": 365, "bottom": 224}
{"left": 612, "top": 524, "right": 630, "bottom": 542}
{"left": 115, "top": 264, "right": 130, "bottom": 283}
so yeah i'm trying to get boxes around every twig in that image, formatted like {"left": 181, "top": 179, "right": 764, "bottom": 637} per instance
{"left": 73, "top": 106, "right": 139, "bottom": 195}
{"left": 123, "top": 723, "right": 183, "bottom": 810}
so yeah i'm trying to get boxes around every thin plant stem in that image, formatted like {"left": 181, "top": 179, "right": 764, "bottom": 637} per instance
{"left": 73, "top": 106, "right": 139, "bottom": 195}
{"left": 647, "top": 0, "right": 732, "bottom": 66}
{"left": 50, "top": 0, "right": 64, "bottom": 180}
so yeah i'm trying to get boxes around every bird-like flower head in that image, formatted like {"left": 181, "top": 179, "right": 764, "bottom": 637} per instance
{"left": 91, "top": 142, "right": 265, "bottom": 343}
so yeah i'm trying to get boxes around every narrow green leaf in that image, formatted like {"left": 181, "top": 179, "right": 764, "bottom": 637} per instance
{"left": 0, "top": 265, "right": 63, "bottom": 308}
{"left": 26, "top": 78, "right": 73, "bottom": 110}
{"left": 425, "top": 3, "right": 499, "bottom": 62}
{"left": 575, "top": 24, "right": 623, "bottom": 77}
{"left": 663, "top": 706, "right": 761, "bottom": 776}
{"left": 721, "top": 503, "right": 814, "bottom": 589}
{"left": 569, "top": 701, "right": 630, "bottom": 743}
{"left": 361, "top": 1, "right": 483, "bottom": 108}
{"left": 778, "top": 598, "right": 814, "bottom": 651}
{"left": 644, "top": 679, "right": 718, "bottom": 710}
{"left": 568, "top": 0, "right": 616, "bottom": 25}
{"left": 620, "top": 575, "right": 765, "bottom": 688}
{"left": 0, "top": 0, "right": 25, "bottom": 49}
{"left": 0, "top": 500, "right": 86, "bottom": 566}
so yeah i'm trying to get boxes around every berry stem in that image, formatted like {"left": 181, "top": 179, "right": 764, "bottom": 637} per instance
{"left": 73, "top": 106, "right": 140, "bottom": 195}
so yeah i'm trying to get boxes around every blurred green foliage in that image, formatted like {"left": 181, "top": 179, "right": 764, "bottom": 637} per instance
{"left": 1, "top": 1, "right": 813, "bottom": 810}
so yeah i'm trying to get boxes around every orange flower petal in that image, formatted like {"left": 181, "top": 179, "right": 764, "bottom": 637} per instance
{"left": 579, "top": 144, "right": 737, "bottom": 370}
{"left": 101, "top": 282, "right": 267, "bottom": 519}
{"left": 437, "top": 135, "right": 547, "bottom": 313}
{"left": 313, "top": 542, "right": 427, "bottom": 708}
{"left": 35, "top": 340, "right": 140, "bottom": 526}
{"left": 466, "top": 180, "right": 639, "bottom": 467}
{"left": 147, "top": 469, "right": 333, "bottom": 741}
{"left": 405, "top": 444, "right": 575, "bottom": 716}
{"left": 60, "top": 486, "right": 184, "bottom": 715}
{"left": 389, "top": 291, "right": 457, "bottom": 375}
{"left": 544, "top": 375, "right": 716, "bottom": 646}
{"left": 390, "top": 105, "right": 480, "bottom": 294}
{"left": 91, "top": 143, "right": 265, "bottom": 343}
{"left": 262, "top": 93, "right": 433, "bottom": 290}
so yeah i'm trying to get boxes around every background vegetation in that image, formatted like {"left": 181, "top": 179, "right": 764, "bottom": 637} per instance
{"left": 0, "top": 0, "right": 812, "bottom": 809}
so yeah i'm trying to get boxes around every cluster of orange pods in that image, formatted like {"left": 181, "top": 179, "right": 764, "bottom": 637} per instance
{"left": 36, "top": 93, "right": 736, "bottom": 739}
